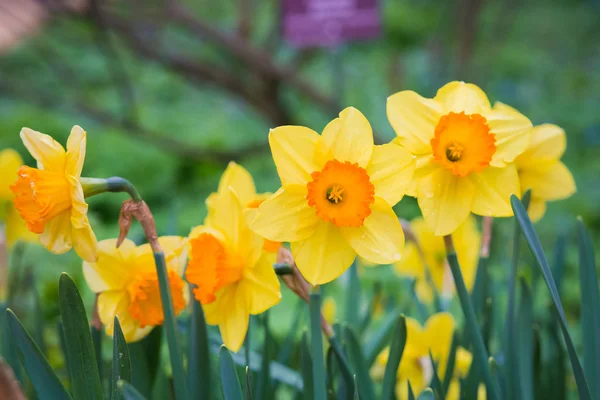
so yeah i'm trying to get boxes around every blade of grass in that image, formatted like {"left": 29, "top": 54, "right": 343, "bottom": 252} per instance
{"left": 353, "top": 375, "right": 359, "bottom": 400}
{"left": 310, "top": 289, "right": 326, "bottom": 400}
{"left": 511, "top": 195, "right": 591, "bottom": 400}
{"left": 112, "top": 317, "right": 132, "bottom": 400}
{"left": 442, "top": 334, "right": 458, "bottom": 394}
{"left": 118, "top": 380, "right": 147, "bottom": 400}
{"left": 188, "top": 298, "right": 211, "bottom": 400}
{"left": 444, "top": 237, "right": 499, "bottom": 400}
{"left": 153, "top": 252, "right": 188, "bottom": 400}
{"left": 381, "top": 315, "right": 406, "bottom": 400}
{"left": 428, "top": 350, "right": 446, "bottom": 399}
{"left": 326, "top": 347, "right": 336, "bottom": 399}
{"left": 6, "top": 309, "right": 71, "bottom": 400}
{"left": 345, "top": 262, "right": 360, "bottom": 330}
{"left": 344, "top": 326, "right": 376, "bottom": 400}
{"left": 577, "top": 218, "right": 600, "bottom": 400}
{"left": 219, "top": 346, "right": 244, "bottom": 400}
{"left": 255, "top": 311, "right": 271, "bottom": 400}
{"left": 517, "top": 279, "right": 533, "bottom": 400}
{"left": 58, "top": 273, "right": 103, "bottom": 400}
{"left": 245, "top": 367, "right": 252, "bottom": 400}
{"left": 300, "top": 330, "right": 314, "bottom": 400}
{"left": 407, "top": 381, "right": 415, "bottom": 400}
{"left": 364, "top": 312, "right": 399, "bottom": 366}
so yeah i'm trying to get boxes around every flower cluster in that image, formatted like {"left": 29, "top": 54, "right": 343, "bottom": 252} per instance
{"left": 2, "top": 80, "right": 576, "bottom": 359}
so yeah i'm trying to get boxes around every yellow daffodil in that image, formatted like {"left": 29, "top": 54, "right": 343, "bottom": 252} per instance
{"left": 372, "top": 313, "right": 475, "bottom": 399}
{"left": 515, "top": 124, "right": 576, "bottom": 221}
{"left": 322, "top": 296, "right": 337, "bottom": 324}
{"left": 186, "top": 186, "right": 281, "bottom": 352}
{"left": 207, "top": 162, "right": 280, "bottom": 253}
{"left": 0, "top": 149, "right": 37, "bottom": 248}
{"left": 395, "top": 215, "right": 480, "bottom": 301}
{"left": 388, "top": 82, "right": 532, "bottom": 236}
{"left": 10, "top": 127, "right": 97, "bottom": 261}
{"left": 250, "top": 107, "right": 415, "bottom": 285}
{"left": 83, "top": 236, "right": 188, "bottom": 342}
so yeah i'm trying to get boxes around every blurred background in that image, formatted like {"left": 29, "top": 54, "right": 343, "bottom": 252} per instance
{"left": 0, "top": 0, "right": 599, "bottom": 358}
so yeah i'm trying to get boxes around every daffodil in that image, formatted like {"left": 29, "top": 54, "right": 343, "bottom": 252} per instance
{"left": 395, "top": 215, "right": 480, "bottom": 301}
{"left": 0, "top": 149, "right": 37, "bottom": 248}
{"left": 322, "top": 296, "right": 337, "bottom": 324}
{"left": 250, "top": 107, "right": 415, "bottom": 285}
{"left": 515, "top": 124, "right": 576, "bottom": 221}
{"left": 186, "top": 186, "right": 281, "bottom": 352}
{"left": 388, "top": 82, "right": 532, "bottom": 236}
{"left": 10, "top": 127, "right": 97, "bottom": 261}
{"left": 371, "top": 312, "right": 474, "bottom": 399}
{"left": 83, "top": 236, "right": 188, "bottom": 342}
{"left": 207, "top": 162, "right": 280, "bottom": 253}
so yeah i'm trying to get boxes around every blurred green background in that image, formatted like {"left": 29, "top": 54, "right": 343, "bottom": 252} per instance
{"left": 1, "top": 0, "right": 599, "bottom": 370}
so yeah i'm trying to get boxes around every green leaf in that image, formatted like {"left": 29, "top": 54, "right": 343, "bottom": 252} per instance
{"left": 309, "top": 291, "right": 326, "bottom": 400}
{"left": 417, "top": 388, "right": 435, "bottom": 400}
{"left": 219, "top": 346, "right": 244, "bottom": 400}
{"left": 245, "top": 367, "right": 252, "bottom": 400}
{"left": 381, "top": 315, "right": 406, "bottom": 400}
{"left": 118, "top": 380, "right": 147, "bottom": 400}
{"left": 300, "top": 331, "right": 314, "bottom": 400}
{"left": 6, "top": 309, "right": 71, "bottom": 400}
{"left": 345, "top": 262, "right": 360, "bottom": 330}
{"left": 442, "top": 334, "right": 458, "bottom": 394}
{"left": 344, "top": 326, "right": 376, "bottom": 400}
{"left": 407, "top": 381, "right": 415, "bottom": 400}
{"left": 359, "top": 282, "right": 382, "bottom": 336}
{"left": 326, "top": 347, "right": 336, "bottom": 399}
{"left": 353, "top": 375, "right": 359, "bottom": 400}
{"left": 91, "top": 324, "right": 103, "bottom": 384}
{"left": 517, "top": 279, "right": 533, "bottom": 400}
{"left": 255, "top": 311, "right": 271, "bottom": 400}
{"left": 58, "top": 273, "right": 103, "bottom": 400}
{"left": 428, "top": 351, "right": 446, "bottom": 399}
{"left": 364, "top": 312, "right": 399, "bottom": 366}
{"left": 510, "top": 195, "right": 592, "bottom": 400}
{"left": 152, "top": 252, "right": 188, "bottom": 400}
{"left": 1, "top": 303, "right": 22, "bottom": 385}
{"left": 32, "top": 283, "right": 47, "bottom": 356}
{"left": 577, "top": 218, "right": 600, "bottom": 400}
{"left": 112, "top": 317, "right": 132, "bottom": 400}
{"left": 188, "top": 299, "right": 211, "bottom": 400}
{"left": 328, "top": 333, "right": 354, "bottom": 392}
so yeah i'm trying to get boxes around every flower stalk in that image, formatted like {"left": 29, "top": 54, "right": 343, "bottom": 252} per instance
{"left": 444, "top": 235, "right": 499, "bottom": 400}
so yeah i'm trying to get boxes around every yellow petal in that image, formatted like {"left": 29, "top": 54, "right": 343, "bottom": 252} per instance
{"left": 322, "top": 296, "right": 337, "bottom": 324}
{"left": 0, "top": 149, "right": 23, "bottom": 201}
{"left": 340, "top": 197, "right": 404, "bottom": 265}
{"left": 418, "top": 168, "right": 475, "bottom": 236}
{"left": 217, "top": 285, "right": 249, "bottom": 352}
{"left": 485, "top": 102, "right": 532, "bottom": 167}
{"left": 403, "top": 153, "right": 437, "bottom": 197}
{"left": 387, "top": 91, "right": 443, "bottom": 155}
{"left": 527, "top": 197, "right": 547, "bottom": 222}
{"left": 434, "top": 81, "right": 491, "bottom": 115}
{"left": 251, "top": 185, "right": 318, "bottom": 242}
{"left": 217, "top": 162, "right": 256, "bottom": 206}
{"left": 5, "top": 204, "right": 37, "bottom": 248}
{"left": 393, "top": 242, "right": 425, "bottom": 279}
{"left": 39, "top": 210, "right": 72, "bottom": 254}
{"left": 269, "top": 126, "right": 320, "bottom": 186}
{"left": 367, "top": 143, "right": 416, "bottom": 206}
{"left": 158, "top": 236, "right": 189, "bottom": 276}
{"left": 291, "top": 220, "right": 356, "bottom": 285}
{"left": 470, "top": 164, "right": 520, "bottom": 217}
{"left": 83, "top": 238, "right": 137, "bottom": 293}
{"left": 66, "top": 125, "right": 87, "bottom": 178}
{"left": 318, "top": 107, "right": 374, "bottom": 167}
{"left": 241, "top": 253, "right": 281, "bottom": 314}
{"left": 189, "top": 224, "right": 226, "bottom": 241}
{"left": 424, "top": 312, "right": 455, "bottom": 357}
{"left": 71, "top": 221, "right": 98, "bottom": 262}
{"left": 68, "top": 176, "right": 89, "bottom": 229}
{"left": 518, "top": 124, "right": 566, "bottom": 167}
{"left": 453, "top": 215, "right": 481, "bottom": 291}
{"left": 98, "top": 291, "right": 153, "bottom": 342}
{"left": 20, "top": 128, "right": 66, "bottom": 172}
{"left": 415, "top": 279, "right": 434, "bottom": 304}
{"left": 519, "top": 161, "right": 576, "bottom": 201}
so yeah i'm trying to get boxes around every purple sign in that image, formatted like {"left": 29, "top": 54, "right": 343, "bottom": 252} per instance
{"left": 282, "top": 0, "right": 381, "bottom": 48}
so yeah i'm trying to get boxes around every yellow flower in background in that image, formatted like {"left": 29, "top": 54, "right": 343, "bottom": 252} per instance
{"left": 186, "top": 187, "right": 281, "bottom": 352}
{"left": 322, "top": 296, "right": 337, "bottom": 324}
{"left": 250, "top": 107, "right": 415, "bottom": 285}
{"left": 388, "top": 82, "right": 532, "bottom": 236}
{"left": 394, "top": 216, "right": 480, "bottom": 301}
{"left": 83, "top": 237, "right": 188, "bottom": 342}
{"left": 207, "top": 162, "right": 280, "bottom": 253}
{"left": 515, "top": 124, "right": 576, "bottom": 221}
{"left": 0, "top": 149, "right": 37, "bottom": 248}
{"left": 372, "top": 313, "right": 474, "bottom": 399}
{"left": 10, "top": 127, "right": 97, "bottom": 261}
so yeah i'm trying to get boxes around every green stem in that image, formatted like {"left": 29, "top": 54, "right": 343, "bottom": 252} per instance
{"left": 309, "top": 287, "right": 326, "bottom": 400}
{"left": 444, "top": 236, "right": 499, "bottom": 400}
{"left": 81, "top": 177, "right": 142, "bottom": 201}
{"left": 154, "top": 252, "right": 189, "bottom": 400}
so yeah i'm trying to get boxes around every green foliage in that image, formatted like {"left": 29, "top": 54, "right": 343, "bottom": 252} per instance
{"left": 112, "top": 317, "right": 132, "bottom": 400}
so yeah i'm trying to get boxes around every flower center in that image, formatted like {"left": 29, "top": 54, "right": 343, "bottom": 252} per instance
{"left": 127, "top": 269, "right": 186, "bottom": 328}
{"left": 10, "top": 166, "right": 72, "bottom": 233}
{"left": 431, "top": 112, "right": 496, "bottom": 177}
{"left": 306, "top": 160, "right": 375, "bottom": 227}
{"left": 186, "top": 233, "right": 245, "bottom": 304}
